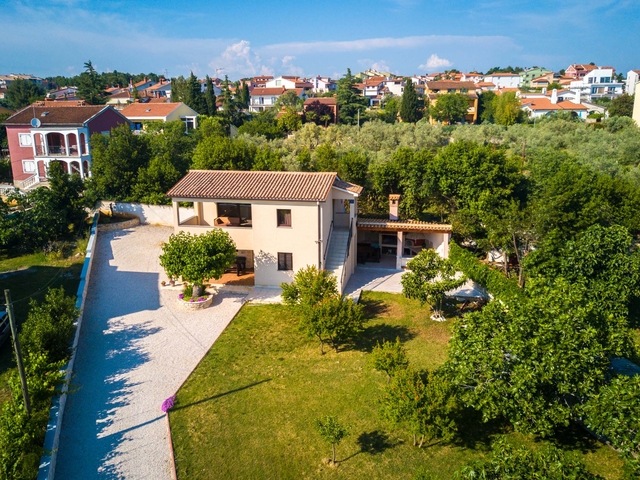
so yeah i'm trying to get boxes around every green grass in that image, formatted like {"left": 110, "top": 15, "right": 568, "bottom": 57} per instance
{"left": 0, "top": 248, "right": 85, "bottom": 404}
{"left": 170, "top": 292, "right": 624, "bottom": 480}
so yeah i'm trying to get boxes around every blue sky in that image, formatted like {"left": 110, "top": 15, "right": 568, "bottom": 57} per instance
{"left": 0, "top": 0, "right": 638, "bottom": 79}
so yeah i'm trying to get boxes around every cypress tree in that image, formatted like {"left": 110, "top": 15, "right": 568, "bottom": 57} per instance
{"left": 205, "top": 75, "right": 217, "bottom": 116}
{"left": 399, "top": 78, "right": 422, "bottom": 123}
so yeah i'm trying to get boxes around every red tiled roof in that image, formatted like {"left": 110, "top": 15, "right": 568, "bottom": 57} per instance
{"left": 521, "top": 98, "right": 587, "bottom": 111}
{"left": 426, "top": 81, "right": 476, "bottom": 90}
{"left": 166, "top": 170, "right": 362, "bottom": 201}
{"left": 3, "top": 104, "right": 109, "bottom": 126}
{"left": 304, "top": 97, "right": 337, "bottom": 105}
{"left": 485, "top": 72, "right": 521, "bottom": 77}
{"left": 120, "top": 102, "right": 186, "bottom": 117}
{"left": 250, "top": 87, "right": 286, "bottom": 96}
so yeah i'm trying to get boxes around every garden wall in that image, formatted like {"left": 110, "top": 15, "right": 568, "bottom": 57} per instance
{"left": 97, "top": 201, "right": 194, "bottom": 227}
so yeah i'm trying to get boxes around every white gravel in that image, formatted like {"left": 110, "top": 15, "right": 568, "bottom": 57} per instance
{"left": 55, "top": 226, "right": 247, "bottom": 480}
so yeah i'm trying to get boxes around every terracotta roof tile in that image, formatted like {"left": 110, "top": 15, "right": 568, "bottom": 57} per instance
{"left": 304, "top": 97, "right": 337, "bottom": 105}
{"left": 120, "top": 102, "right": 185, "bottom": 117}
{"left": 3, "top": 104, "right": 109, "bottom": 126}
{"left": 357, "top": 217, "right": 452, "bottom": 233}
{"left": 167, "top": 170, "right": 362, "bottom": 202}
{"left": 250, "top": 87, "right": 286, "bottom": 96}
{"left": 426, "top": 81, "right": 476, "bottom": 90}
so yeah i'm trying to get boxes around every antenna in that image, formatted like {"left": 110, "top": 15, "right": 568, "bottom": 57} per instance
{"left": 31, "top": 104, "right": 41, "bottom": 128}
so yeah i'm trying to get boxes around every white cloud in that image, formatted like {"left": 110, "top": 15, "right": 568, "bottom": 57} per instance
{"left": 419, "top": 54, "right": 453, "bottom": 71}
{"left": 208, "top": 40, "right": 273, "bottom": 77}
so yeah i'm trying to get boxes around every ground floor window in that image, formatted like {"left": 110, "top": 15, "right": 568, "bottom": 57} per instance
{"left": 278, "top": 252, "right": 293, "bottom": 271}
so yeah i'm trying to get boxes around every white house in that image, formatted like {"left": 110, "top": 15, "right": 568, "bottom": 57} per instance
{"left": 633, "top": 87, "right": 640, "bottom": 127}
{"left": 249, "top": 87, "right": 286, "bottom": 112}
{"left": 569, "top": 67, "right": 623, "bottom": 101}
{"left": 167, "top": 172, "right": 453, "bottom": 293}
{"left": 482, "top": 73, "right": 521, "bottom": 89}
{"left": 626, "top": 70, "right": 640, "bottom": 95}
{"left": 120, "top": 102, "right": 199, "bottom": 131}
{"left": 265, "top": 76, "right": 313, "bottom": 91}
{"left": 521, "top": 89, "right": 588, "bottom": 120}
{"left": 310, "top": 76, "right": 336, "bottom": 93}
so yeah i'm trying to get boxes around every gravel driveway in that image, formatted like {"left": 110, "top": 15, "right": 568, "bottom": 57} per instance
{"left": 55, "top": 226, "right": 246, "bottom": 479}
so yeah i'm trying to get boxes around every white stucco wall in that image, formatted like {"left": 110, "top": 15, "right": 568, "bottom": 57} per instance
{"left": 99, "top": 201, "right": 193, "bottom": 226}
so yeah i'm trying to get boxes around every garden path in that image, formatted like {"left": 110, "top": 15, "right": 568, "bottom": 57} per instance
{"left": 55, "top": 225, "right": 246, "bottom": 479}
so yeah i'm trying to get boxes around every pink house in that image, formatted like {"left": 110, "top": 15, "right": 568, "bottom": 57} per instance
{"left": 2, "top": 101, "right": 129, "bottom": 190}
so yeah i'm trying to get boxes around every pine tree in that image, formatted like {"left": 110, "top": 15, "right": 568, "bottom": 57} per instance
{"left": 205, "top": 75, "right": 217, "bottom": 116}
{"left": 399, "top": 78, "right": 422, "bottom": 123}
{"left": 186, "top": 72, "right": 206, "bottom": 114}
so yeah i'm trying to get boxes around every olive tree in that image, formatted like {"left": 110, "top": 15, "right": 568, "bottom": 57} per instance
{"left": 314, "top": 416, "right": 349, "bottom": 465}
{"left": 159, "top": 230, "right": 237, "bottom": 296}
{"left": 370, "top": 337, "right": 409, "bottom": 382}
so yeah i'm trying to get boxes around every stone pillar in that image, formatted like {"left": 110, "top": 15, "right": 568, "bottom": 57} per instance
{"left": 396, "top": 231, "right": 404, "bottom": 270}
{"left": 173, "top": 201, "right": 180, "bottom": 231}
{"left": 64, "top": 133, "right": 69, "bottom": 156}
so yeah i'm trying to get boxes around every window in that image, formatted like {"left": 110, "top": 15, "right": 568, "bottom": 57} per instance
{"left": 278, "top": 253, "right": 293, "bottom": 270}
{"left": 277, "top": 209, "right": 292, "bottom": 227}
{"left": 183, "top": 117, "right": 195, "bottom": 131}
{"left": 22, "top": 160, "right": 36, "bottom": 173}
{"left": 19, "top": 134, "right": 32, "bottom": 147}
{"left": 271, "top": 97, "right": 276, "bottom": 104}
{"left": 217, "top": 203, "right": 252, "bottom": 226}
{"left": 275, "top": 80, "right": 282, "bottom": 86}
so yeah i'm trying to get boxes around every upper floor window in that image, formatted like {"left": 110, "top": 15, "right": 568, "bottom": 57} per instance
{"left": 217, "top": 203, "right": 252, "bottom": 227}
{"left": 277, "top": 209, "right": 292, "bottom": 227}
{"left": 19, "top": 133, "right": 32, "bottom": 147}
{"left": 601, "top": 77, "right": 611, "bottom": 83}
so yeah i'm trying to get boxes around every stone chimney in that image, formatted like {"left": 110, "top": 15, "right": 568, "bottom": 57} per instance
{"left": 389, "top": 194, "right": 401, "bottom": 221}
{"left": 551, "top": 88, "right": 558, "bottom": 104}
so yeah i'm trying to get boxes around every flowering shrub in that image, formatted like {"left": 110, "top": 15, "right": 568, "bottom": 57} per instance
{"left": 161, "top": 395, "right": 176, "bottom": 413}
{"left": 179, "top": 293, "right": 209, "bottom": 303}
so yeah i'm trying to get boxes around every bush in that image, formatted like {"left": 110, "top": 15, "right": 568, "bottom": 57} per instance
{"left": 19, "top": 287, "right": 78, "bottom": 364}
{"left": 448, "top": 242, "right": 522, "bottom": 300}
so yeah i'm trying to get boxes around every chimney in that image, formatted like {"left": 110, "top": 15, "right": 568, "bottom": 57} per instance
{"left": 551, "top": 88, "right": 558, "bottom": 104}
{"left": 389, "top": 194, "right": 401, "bottom": 221}
{"left": 542, "top": 87, "right": 547, "bottom": 95}
{"left": 572, "top": 89, "right": 581, "bottom": 105}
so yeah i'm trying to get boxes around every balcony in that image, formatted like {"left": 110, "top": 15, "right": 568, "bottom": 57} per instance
{"left": 34, "top": 145, "right": 80, "bottom": 157}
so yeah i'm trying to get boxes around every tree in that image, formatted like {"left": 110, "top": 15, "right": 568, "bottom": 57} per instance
{"left": 445, "top": 277, "right": 631, "bottom": 436}
{"left": 276, "top": 107, "right": 302, "bottom": 132}
{"left": 314, "top": 416, "right": 349, "bottom": 465}
{"left": 492, "top": 91, "right": 522, "bottom": 126}
{"left": 87, "top": 124, "right": 151, "bottom": 200}
{"left": 4, "top": 79, "right": 44, "bottom": 110}
{"left": 77, "top": 60, "right": 105, "bottom": 104}
{"left": 401, "top": 250, "right": 465, "bottom": 316}
{"left": 304, "top": 100, "right": 335, "bottom": 126}
{"left": 455, "top": 438, "right": 602, "bottom": 479}
{"left": 370, "top": 337, "right": 409, "bottom": 381}
{"left": 608, "top": 93, "right": 634, "bottom": 117}
{"left": 380, "top": 96, "right": 399, "bottom": 123}
{"left": 399, "top": 78, "right": 422, "bottom": 123}
{"left": 429, "top": 93, "right": 469, "bottom": 124}
{"left": 380, "top": 368, "right": 458, "bottom": 448}
{"left": 205, "top": 75, "right": 217, "bottom": 116}
{"left": 275, "top": 90, "right": 302, "bottom": 110}
{"left": 186, "top": 72, "right": 207, "bottom": 114}
{"left": 19, "top": 287, "right": 78, "bottom": 364}
{"left": 159, "top": 230, "right": 237, "bottom": 296}
{"left": 281, "top": 265, "right": 338, "bottom": 306}
{"left": 191, "top": 136, "right": 256, "bottom": 170}
{"left": 584, "top": 375, "right": 640, "bottom": 476}
{"left": 336, "top": 69, "right": 369, "bottom": 125}
{"left": 238, "top": 82, "right": 250, "bottom": 109}
{"left": 478, "top": 91, "right": 497, "bottom": 123}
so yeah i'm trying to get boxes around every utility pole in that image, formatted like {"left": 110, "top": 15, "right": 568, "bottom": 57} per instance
{"left": 357, "top": 108, "right": 360, "bottom": 128}
{"left": 4, "top": 290, "right": 30, "bottom": 415}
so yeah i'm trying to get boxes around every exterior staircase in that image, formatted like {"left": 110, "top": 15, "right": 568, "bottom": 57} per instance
{"left": 324, "top": 228, "right": 350, "bottom": 291}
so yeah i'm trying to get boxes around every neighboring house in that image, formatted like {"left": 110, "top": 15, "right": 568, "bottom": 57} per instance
{"left": 565, "top": 63, "right": 598, "bottom": 80}
{"left": 2, "top": 102, "right": 129, "bottom": 189}
{"left": 303, "top": 97, "right": 339, "bottom": 124}
{"left": 252, "top": 76, "right": 274, "bottom": 88}
{"left": 167, "top": 172, "right": 452, "bottom": 293}
{"left": 249, "top": 87, "right": 306, "bottom": 112}
{"left": 310, "top": 76, "right": 336, "bottom": 93}
{"left": 167, "top": 170, "right": 362, "bottom": 293}
{"left": 199, "top": 79, "right": 222, "bottom": 96}
{"left": 106, "top": 90, "right": 135, "bottom": 109}
{"left": 482, "top": 73, "right": 521, "bottom": 89}
{"left": 0, "top": 73, "right": 44, "bottom": 88}
{"left": 384, "top": 78, "right": 405, "bottom": 96}
{"left": 145, "top": 78, "right": 172, "bottom": 98}
{"left": 120, "top": 102, "right": 199, "bottom": 131}
{"left": 569, "top": 67, "right": 623, "bottom": 101}
{"left": 475, "top": 81, "right": 496, "bottom": 92}
{"left": 520, "top": 67, "right": 552, "bottom": 88}
{"left": 520, "top": 89, "right": 588, "bottom": 120}
{"left": 626, "top": 70, "right": 640, "bottom": 95}
{"left": 425, "top": 81, "right": 479, "bottom": 124}
{"left": 461, "top": 72, "right": 484, "bottom": 83}
{"left": 46, "top": 86, "right": 78, "bottom": 101}
{"left": 357, "top": 77, "right": 386, "bottom": 106}
{"left": 266, "top": 76, "right": 313, "bottom": 91}
{"left": 130, "top": 77, "right": 157, "bottom": 92}
{"left": 633, "top": 88, "right": 640, "bottom": 127}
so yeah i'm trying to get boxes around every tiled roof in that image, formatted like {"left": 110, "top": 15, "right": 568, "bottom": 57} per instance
{"left": 426, "top": 81, "right": 476, "bottom": 90}
{"left": 250, "top": 87, "right": 286, "bottom": 96}
{"left": 167, "top": 170, "right": 362, "bottom": 201}
{"left": 3, "top": 104, "right": 107, "bottom": 125}
{"left": 120, "top": 102, "right": 185, "bottom": 118}
{"left": 304, "top": 97, "right": 337, "bottom": 105}
{"left": 485, "top": 72, "right": 521, "bottom": 77}
{"left": 357, "top": 217, "right": 452, "bottom": 233}
{"left": 521, "top": 98, "right": 587, "bottom": 111}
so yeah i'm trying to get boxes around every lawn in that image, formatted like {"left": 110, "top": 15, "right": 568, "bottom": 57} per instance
{"left": 169, "top": 291, "right": 624, "bottom": 480}
{"left": 0, "top": 247, "right": 86, "bottom": 404}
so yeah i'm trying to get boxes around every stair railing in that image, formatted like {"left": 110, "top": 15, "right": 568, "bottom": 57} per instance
{"left": 322, "top": 220, "right": 333, "bottom": 270}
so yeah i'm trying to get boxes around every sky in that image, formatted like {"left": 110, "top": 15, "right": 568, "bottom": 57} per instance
{"left": 0, "top": 0, "right": 639, "bottom": 80}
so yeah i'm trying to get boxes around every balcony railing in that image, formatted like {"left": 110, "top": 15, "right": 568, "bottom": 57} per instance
{"left": 34, "top": 145, "right": 80, "bottom": 157}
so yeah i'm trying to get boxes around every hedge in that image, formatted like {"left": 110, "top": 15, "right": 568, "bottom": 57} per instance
{"left": 449, "top": 242, "right": 523, "bottom": 301}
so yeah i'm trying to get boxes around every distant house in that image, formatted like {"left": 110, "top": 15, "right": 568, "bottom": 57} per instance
{"left": 520, "top": 89, "right": 588, "bottom": 120}
{"left": 482, "top": 73, "right": 521, "bottom": 89}
{"left": 46, "top": 86, "right": 79, "bottom": 101}
{"left": 626, "top": 70, "right": 640, "bottom": 95}
{"left": 520, "top": 67, "right": 552, "bottom": 88}
{"left": 120, "top": 102, "right": 199, "bottom": 131}
{"left": 0, "top": 73, "right": 44, "bottom": 88}
{"left": 2, "top": 102, "right": 129, "bottom": 189}
{"left": 130, "top": 77, "right": 157, "bottom": 92}
{"left": 252, "top": 76, "right": 274, "bottom": 88}
{"left": 145, "top": 78, "right": 172, "bottom": 99}
{"left": 303, "top": 97, "right": 339, "bottom": 124}
{"left": 569, "top": 67, "right": 623, "bottom": 101}
{"left": 310, "top": 76, "right": 336, "bottom": 93}
{"left": 266, "top": 76, "right": 313, "bottom": 91}
{"left": 565, "top": 64, "right": 599, "bottom": 80}
{"left": 425, "top": 81, "right": 479, "bottom": 124}
{"left": 249, "top": 87, "right": 306, "bottom": 112}
{"left": 633, "top": 89, "right": 640, "bottom": 127}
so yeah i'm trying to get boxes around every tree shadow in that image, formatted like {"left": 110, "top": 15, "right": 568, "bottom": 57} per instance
{"left": 357, "top": 430, "right": 396, "bottom": 455}
{"left": 451, "top": 407, "right": 511, "bottom": 450}
{"left": 352, "top": 323, "right": 416, "bottom": 353}
{"left": 171, "top": 379, "right": 272, "bottom": 411}
{"left": 546, "top": 423, "right": 601, "bottom": 454}
{"left": 361, "top": 298, "right": 389, "bottom": 319}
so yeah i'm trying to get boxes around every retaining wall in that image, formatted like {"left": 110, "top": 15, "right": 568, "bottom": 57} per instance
{"left": 98, "top": 201, "right": 194, "bottom": 227}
